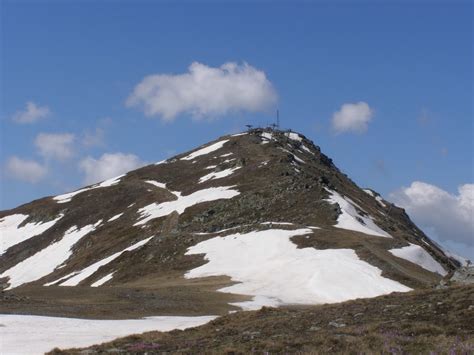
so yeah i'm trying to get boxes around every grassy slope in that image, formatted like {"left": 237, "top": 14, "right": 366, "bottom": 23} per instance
{"left": 50, "top": 285, "right": 474, "bottom": 354}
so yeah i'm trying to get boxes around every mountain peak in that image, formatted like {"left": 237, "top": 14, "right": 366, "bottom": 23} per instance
{"left": 0, "top": 128, "right": 460, "bottom": 316}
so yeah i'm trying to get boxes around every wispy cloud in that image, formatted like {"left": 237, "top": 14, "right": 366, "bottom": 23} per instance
{"left": 79, "top": 153, "right": 145, "bottom": 185}
{"left": 5, "top": 156, "right": 47, "bottom": 183}
{"left": 12, "top": 101, "right": 51, "bottom": 124}
{"left": 35, "top": 133, "right": 76, "bottom": 161}
{"left": 126, "top": 62, "right": 278, "bottom": 121}
{"left": 331, "top": 101, "right": 374, "bottom": 134}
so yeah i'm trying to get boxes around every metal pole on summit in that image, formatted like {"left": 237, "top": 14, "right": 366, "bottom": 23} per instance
{"left": 277, "top": 109, "right": 280, "bottom": 129}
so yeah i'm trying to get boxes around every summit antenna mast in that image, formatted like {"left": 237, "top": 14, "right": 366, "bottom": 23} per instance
{"left": 276, "top": 109, "right": 280, "bottom": 129}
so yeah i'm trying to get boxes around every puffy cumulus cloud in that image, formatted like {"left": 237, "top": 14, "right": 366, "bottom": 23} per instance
{"left": 126, "top": 62, "right": 278, "bottom": 121}
{"left": 5, "top": 156, "right": 47, "bottom": 183}
{"left": 35, "top": 133, "right": 75, "bottom": 161}
{"left": 12, "top": 101, "right": 50, "bottom": 124}
{"left": 331, "top": 101, "right": 373, "bottom": 134}
{"left": 390, "top": 182, "right": 474, "bottom": 258}
{"left": 79, "top": 153, "right": 145, "bottom": 185}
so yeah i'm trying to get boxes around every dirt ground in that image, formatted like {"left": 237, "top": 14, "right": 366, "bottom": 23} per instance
{"left": 0, "top": 275, "right": 248, "bottom": 319}
{"left": 49, "top": 285, "right": 474, "bottom": 354}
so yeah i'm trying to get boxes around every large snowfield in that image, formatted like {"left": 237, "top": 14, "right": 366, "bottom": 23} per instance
{"left": 0, "top": 314, "right": 216, "bottom": 355}
{"left": 185, "top": 228, "right": 411, "bottom": 310}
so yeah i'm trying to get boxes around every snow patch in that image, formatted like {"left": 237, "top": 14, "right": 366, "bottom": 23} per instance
{"left": 53, "top": 175, "right": 124, "bottom": 203}
{"left": 1, "top": 220, "right": 102, "bottom": 290}
{"left": 285, "top": 132, "right": 303, "bottom": 142}
{"left": 91, "top": 272, "right": 115, "bottom": 287}
{"left": 107, "top": 213, "right": 123, "bottom": 222}
{"left": 300, "top": 144, "right": 313, "bottom": 154}
{"left": 199, "top": 166, "right": 241, "bottom": 183}
{"left": 135, "top": 186, "right": 240, "bottom": 226}
{"left": 180, "top": 140, "right": 229, "bottom": 160}
{"left": 389, "top": 243, "right": 447, "bottom": 276}
{"left": 145, "top": 180, "right": 167, "bottom": 189}
{"left": 185, "top": 229, "right": 410, "bottom": 310}
{"left": 0, "top": 214, "right": 63, "bottom": 255}
{"left": 325, "top": 189, "right": 391, "bottom": 238}
{"left": 54, "top": 236, "right": 154, "bottom": 287}
{"left": 220, "top": 153, "right": 233, "bottom": 157}
{"left": 0, "top": 314, "right": 216, "bottom": 355}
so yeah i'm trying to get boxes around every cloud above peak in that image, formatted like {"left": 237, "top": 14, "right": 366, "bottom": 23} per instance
{"left": 331, "top": 101, "right": 373, "bottom": 134}
{"left": 12, "top": 101, "right": 50, "bottom": 124}
{"left": 126, "top": 61, "right": 278, "bottom": 121}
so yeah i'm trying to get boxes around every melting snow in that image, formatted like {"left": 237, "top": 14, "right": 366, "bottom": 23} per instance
{"left": 261, "top": 222, "right": 294, "bottom": 226}
{"left": 260, "top": 132, "right": 273, "bottom": 144}
{"left": 205, "top": 165, "right": 217, "bottom": 170}
{"left": 180, "top": 140, "right": 229, "bottom": 160}
{"left": 91, "top": 272, "right": 115, "bottom": 287}
{"left": 300, "top": 144, "right": 313, "bottom": 154}
{"left": 325, "top": 189, "right": 391, "bottom": 238}
{"left": 0, "top": 214, "right": 63, "bottom": 255}
{"left": 389, "top": 243, "right": 447, "bottom": 276}
{"left": 107, "top": 213, "right": 123, "bottom": 222}
{"left": 135, "top": 186, "right": 240, "bottom": 226}
{"left": 285, "top": 132, "right": 303, "bottom": 142}
{"left": 220, "top": 153, "right": 233, "bottom": 157}
{"left": 145, "top": 180, "right": 167, "bottom": 189}
{"left": 0, "top": 314, "right": 216, "bottom": 355}
{"left": 49, "top": 236, "right": 154, "bottom": 287}
{"left": 199, "top": 167, "right": 241, "bottom": 183}
{"left": 363, "top": 189, "right": 375, "bottom": 197}
{"left": 185, "top": 228, "right": 410, "bottom": 310}
{"left": 1, "top": 220, "right": 102, "bottom": 290}
{"left": 53, "top": 175, "right": 124, "bottom": 203}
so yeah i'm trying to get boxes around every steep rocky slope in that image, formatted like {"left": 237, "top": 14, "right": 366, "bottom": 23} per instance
{"left": 0, "top": 128, "right": 460, "bottom": 318}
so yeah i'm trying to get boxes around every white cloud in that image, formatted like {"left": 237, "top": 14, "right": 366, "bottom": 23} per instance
{"left": 390, "top": 182, "right": 474, "bottom": 259}
{"left": 5, "top": 157, "right": 47, "bottom": 183}
{"left": 35, "top": 133, "right": 75, "bottom": 161}
{"left": 126, "top": 61, "right": 278, "bottom": 121}
{"left": 331, "top": 101, "right": 373, "bottom": 134}
{"left": 12, "top": 101, "right": 50, "bottom": 124}
{"left": 79, "top": 153, "right": 145, "bottom": 185}
{"left": 82, "top": 127, "right": 105, "bottom": 148}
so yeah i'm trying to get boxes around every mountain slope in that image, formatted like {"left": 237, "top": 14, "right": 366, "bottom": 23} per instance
{"left": 0, "top": 128, "right": 459, "bottom": 317}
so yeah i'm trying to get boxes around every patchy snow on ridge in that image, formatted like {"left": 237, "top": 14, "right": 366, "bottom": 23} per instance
{"left": 180, "top": 140, "right": 229, "bottom": 161}
{"left": 285, "top": 132, "right": 303, "bottom": 142}
{"left": 135, "top": 186, "right": 240, "bottom": 226}
{"left": 363, "top": 189, "right": 375, "bottom": 197}
{"left": 300, "top": 144, "right": 313, "bottom": 154}
{"left": 260, "top": 132, "right": 273, "bottom": 144}
{"left": 53, "top": 175, "right": 124, "bottom": 203}
{"left": 0, "top": 314, "right": 216, "bottom": 355}
{"left": 363, "top": 189, "right": 387, "bottom": 208}
{"left": 1, "top": 220, "right": 102, "bottom": 290}
{"left": 185, "top": 228, "right": 410, "bottom": 310}
{"left": 325, "top": 189, "right": 391, "bottom": 238}
{"left": 48, "top": 236, "right": 154, "bottom": 287}
{"left": 0, "top": 214, "right": 63, "bottom": 255}
{"left": 389, "top": 243, "right": 447, "bottom": 276}
{"left": 199, "top": 166, "right": 241, "bottom": 183}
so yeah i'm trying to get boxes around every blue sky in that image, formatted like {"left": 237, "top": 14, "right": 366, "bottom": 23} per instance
{"left": 1, "top": 1, "right": 472, "bottom": 258}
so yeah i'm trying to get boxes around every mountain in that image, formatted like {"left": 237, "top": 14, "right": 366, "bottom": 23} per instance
{"left": 0, "top": 128, "right": 460, "bottom": 319}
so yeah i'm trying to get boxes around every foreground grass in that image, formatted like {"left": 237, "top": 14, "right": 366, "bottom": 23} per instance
{"left": 50, "top": 285, "right": 473, "bottom": 354}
